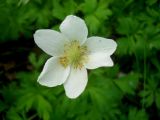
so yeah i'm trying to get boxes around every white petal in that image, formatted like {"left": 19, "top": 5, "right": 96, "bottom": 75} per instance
{"left": 34, "top": 29, "right": 67, "bottom": 56}
{"left": 64, "top": 67, "right": 88, "bottom": 99}
{"left": 85, "top": 37, "right": 117, "bottom": 55}
{"left": 60, "top": 15, "right": 88, "bottom": 44}
{"left": 85, "top": 53, "right": 113, "bottom": 69}
{"left": 38, "top": 57, "right": 70, "bottom": 87}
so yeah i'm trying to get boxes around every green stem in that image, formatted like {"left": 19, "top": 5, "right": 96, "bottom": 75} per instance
{"left": 28, "top": 114, "right": 37, "bottom": 120}
{"left": 142, "top": 37, "right": 147, "bottom": 108}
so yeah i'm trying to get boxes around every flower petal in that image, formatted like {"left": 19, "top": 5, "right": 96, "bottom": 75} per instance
{"left": 64, "top": 67, "right": 88, "bottom": 99}
{"left": 60, "top": 15, "right": 88, "bottom": 44}
{"left": 38, "top": 57, "right": 70, "bottom": 87}
{"left": 34, "top": 29, "right": 67, "bottom": 56}
{"left": 85, "top": 37, "right": 117, "bottom": 55}
{"left": 85, "top": 53, "right": 113, "bottom": 69}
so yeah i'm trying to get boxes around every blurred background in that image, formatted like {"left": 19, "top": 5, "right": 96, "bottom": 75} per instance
{"left": 0, "top": 0, "right": 160, "bottom": 120}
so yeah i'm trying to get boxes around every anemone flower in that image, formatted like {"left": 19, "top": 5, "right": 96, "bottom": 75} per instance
{"left": 33, "top": 15, "right": 117, "bottom": 99}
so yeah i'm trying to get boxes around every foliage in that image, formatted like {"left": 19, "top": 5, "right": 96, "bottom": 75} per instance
{"left": 0, "top": 0, "right": 160, "bottom": 119}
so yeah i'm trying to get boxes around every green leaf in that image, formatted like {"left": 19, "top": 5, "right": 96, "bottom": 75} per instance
{"left": 139, "top": 79, "right": 159, "bottom": 108}
{"left": 29, "top": 53, "right": 37, "bottom": 67}
{"left": 6, "top": 108, "right": 22, "bottom": 120}
{"left": 81, "top": 0, "right": 112, "bottom": 34}
{"left": 80, "top": 0, "right": 97, "bottom": 14}
{"left": 29, "top": 53, "right": 48, "bottom": 70}
{"left": 128, "top": 108, "right": 148, "bottom": 120}
{"left": 0, "top": 101, "right": 6, "bottom": 112}
{"left": 85, "top": 15, "right": 100, "bottom": 34}
{"left": 155, "top": 90, "right": 160, "bottom": 109}
{"left": 116, "top": 17, "right": 139, "bottom": 35}
{"left": 115, "top": 73, "right": 139, "bottom": 95}
{"left": 18, "top": 0, "right": 30, "bottom": 6}
{"left": 150, "top": 35, "right": 160, "bottom": 49}
{"left": 36, "top": 95, "right": 52, "bottom": 120}
{"left": 146, "top": 0, "right": 157, "bottom": 5}
{"left": 145, "top": 93, "right": 154, "bottom": 107}
{"left": 116, "top": 37, "right": 134, "bottom": 55}
{"left": 17, "top": 92, "right": 35, "bottom": 111}
{"left": 52, "top": 0, "right": 77, "bottom": 20}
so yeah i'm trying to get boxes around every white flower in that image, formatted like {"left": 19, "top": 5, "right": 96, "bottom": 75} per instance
{"left": 33, "top": 15, "right": 117, "bottom": 99}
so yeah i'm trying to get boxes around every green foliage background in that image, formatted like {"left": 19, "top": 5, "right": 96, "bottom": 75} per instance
{"left": 0, "top": 0, "right": 160, "bottom": 119}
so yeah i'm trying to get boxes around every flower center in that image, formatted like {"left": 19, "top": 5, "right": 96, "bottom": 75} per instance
{"left": 59, "top": 40, "right": 88, "bottom": 69}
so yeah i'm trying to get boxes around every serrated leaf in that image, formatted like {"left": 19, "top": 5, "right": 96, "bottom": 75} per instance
{"left": 17, "top": 92, "right": 35, "bottom": 111}
{"left": 116, "top": 37, "right": 133, "bottom": 55}
{"left": 29, "top": 53, "right": 37, "bottom": 67}
{"left": 145, "top": 93, "right": 154, "bottom": 107}
{"left": 80, "top": 0, "right": 97, "bottom": 14}
{"left": 52, "top": 0, "right": 77, "bottom": 20}
{"left": 36, "top": 95, "right": 52, "bottom": 120}
{"left": 85, "top": 15, "right": 100, "bottom": 34}
{"left": 115, "top": 73, "right": 139, "bottom": 95}
{"left": 146, "top": 0, "right": 157, "bottom": 5}
{"left": 6, "top": 108, "right": 22, "bottom": 120}
{"left": 82, "top": 0, "right": 112, "bottom": 34}
{"left": 116, "top": 17, "right": 139, "bottom": 35}
{"left": 128, "top": 108, "right": 148, "bottom": 120}
{"left": 155, "top": 91, "right": 160, "bottom": 109}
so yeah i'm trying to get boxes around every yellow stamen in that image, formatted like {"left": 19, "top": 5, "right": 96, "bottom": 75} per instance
{"left": 59, "top": 40, "right": 88, "bottom": 69}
